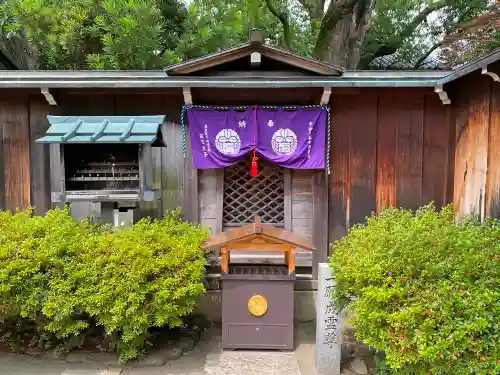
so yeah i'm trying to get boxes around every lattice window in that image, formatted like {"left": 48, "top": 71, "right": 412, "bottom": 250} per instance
{"left": 223, "top": 157, "right": 285, "bottom": 227}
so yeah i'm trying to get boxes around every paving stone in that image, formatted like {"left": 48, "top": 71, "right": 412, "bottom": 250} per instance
{"left": 163, "top": 347, "right": 183, "bottom": 361}
{"left": 178, "top": 337, "right": 195, "bottom": 353}
{"left": 86, "top": 352, "right": 119, "bottom": 366}
{"left": 23, "top": 347, "right": 43, "bottom": 357}
{"left": 132, "top": 353, "right": 166, "bottom": 368}
{"left": 102, "top": 368, "right": 123, "bottom": 375}
{"left": 349, "top": 357, "right": 368, "bottom": 375}
{"left": 66, "top": 352, "right": 93, "bottom": 363}
{"left": 340, "top": 370, "right": 358, "bottom": 375}
{"left": 204, "top": 351, "right": 301, "bottom": 375}
{"left": 43, "top": 349, "right": 65, "bottom": 360}
{"left": 341, "top": 343, "right": 355, "bottom": 361}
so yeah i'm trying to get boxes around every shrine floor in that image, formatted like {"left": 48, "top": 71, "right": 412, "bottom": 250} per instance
{"left": 0, "top": 323, "right": 338, "bottom": 375}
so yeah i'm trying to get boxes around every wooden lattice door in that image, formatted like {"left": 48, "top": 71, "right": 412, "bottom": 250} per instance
{"left": 223, "top": 157, "right": 285, "bottom": 228}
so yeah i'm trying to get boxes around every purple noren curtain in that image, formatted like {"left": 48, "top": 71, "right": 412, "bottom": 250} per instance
{"left": 187, "top": 106, "right": 326, "bottom": 169}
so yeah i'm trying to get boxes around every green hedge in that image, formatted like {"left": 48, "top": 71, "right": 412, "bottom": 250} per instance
{"left": 330, "top": 204, "right": 500, "bottom": 375}
{"left": 0, "top": 208, "right": 208, "bottom": 362}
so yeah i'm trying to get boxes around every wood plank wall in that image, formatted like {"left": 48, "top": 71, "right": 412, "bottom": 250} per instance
{"left": 199, "top": 169, "right": 220, "bottom": 233}
{"left": 451, "top": 70, "right": 500, "bottom": 219}
{"left": 0, "top": 90, "right": 189, "bottom": 217}
{"left": 291, "top": 170, "right": 313, "bottom": 240}
{"left": 0, "top": 96, "right": 51, "bottom": 212}
{"left": 329, "top": 89, "right": 452, "bottom": 245}
{"left": 0, "top": 87, "right": 452, "bottom": 253}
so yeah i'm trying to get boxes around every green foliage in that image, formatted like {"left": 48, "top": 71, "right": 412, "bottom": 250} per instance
{"left": 0, "top": 208, "right": 208, "bottom": 362}
{"left": 330, "top": 204, "right": 500, "bottom": 375}
{"left": 369, "top": 360, "right": 396, "bottom": 375}
{"left": 178, "top": 0, "right": 496, "bottom": 68}
{"left": 0, "top": 0, "right": 497, "bottom": 69}
{"left": 1, "top": 0, "right": 183, "bottom": 69}
{"left": 175, "top": 0, "right": 313, "bottom": 60}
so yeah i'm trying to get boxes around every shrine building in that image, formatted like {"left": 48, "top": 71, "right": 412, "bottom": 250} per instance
{"left": 0, "top": 30, "right": 499, "bottom": 321}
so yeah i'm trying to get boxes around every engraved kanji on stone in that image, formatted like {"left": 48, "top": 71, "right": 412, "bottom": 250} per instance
{"left": 324, "top": 285, "right": 335, "bottom": 298}
{"left": 325, "top": 305, "right": 336, "bottom": 315}
{"left": 323, "top": 330, "right": 337, "bottom": 346}
{"left": 325, "top": 315, "right": 338, "bottom": 330}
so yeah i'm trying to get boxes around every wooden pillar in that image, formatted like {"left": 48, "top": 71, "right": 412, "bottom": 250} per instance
{"left": 288, "top": 248, "right": 296, "bottom": 275}
{"left": 183, "top": 125, "right": 199, "bottom": 223}
{"left": 312, "top": 170, "right": 328, "bottom": 279}
{"left": 29, "top": 100, "right": 52, "bottom": 215}
{"left": 49, "top": 144, "right": 65, "bottom": 209}
{"left": 221, "top": 246, "right": 229, "bottom": 274}
{"left": 0, "top": 121, "right": 4, "bottom": 210}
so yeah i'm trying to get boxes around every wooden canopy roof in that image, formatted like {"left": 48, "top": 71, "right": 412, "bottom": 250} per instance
{"left": 165, "top": 30, "right": 343, "bottom": 77}
{"left": 203, "top": 216, "right": 315, "bottom": 251}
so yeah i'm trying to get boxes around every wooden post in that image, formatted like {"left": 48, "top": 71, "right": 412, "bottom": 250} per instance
{"left": 312, "top": 170, "right": 328, "bottom": 279}
{"left": 0, "top": 121, "right": 4, "bottom": 210}
{"left": 221, "top": 246, "right": 229, "bottom": 274}
{"left": 288, "top": 248, "right": 296, "bottom": 275}
{"left": 29, "top": 100, "right": 51, "bottom": 215}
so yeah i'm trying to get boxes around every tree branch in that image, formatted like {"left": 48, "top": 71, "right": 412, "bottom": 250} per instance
{"left": 360, "top": 0, "right": 449, "bottom": 68}
{"left": 401, "top": 2, "right": 447, "bottom": 40}
{"left": 297, "top": 0, "right": 325, "bottom": 21}
{"left": 264, "top": 0, "right": 291, "bottom": 49}
{"left": 413, "top": 41, "right": 443, "bottom": 69}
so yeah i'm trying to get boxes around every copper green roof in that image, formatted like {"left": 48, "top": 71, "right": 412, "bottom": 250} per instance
{"left": 36, "top": 115, "right": 166, "bottom": 144}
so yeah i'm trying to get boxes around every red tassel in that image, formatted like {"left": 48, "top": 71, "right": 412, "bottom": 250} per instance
{"left": 251, "top": 156, "right": 259, "bottom": 177}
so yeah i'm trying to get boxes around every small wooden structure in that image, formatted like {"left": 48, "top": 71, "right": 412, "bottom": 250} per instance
{"left": 204, "top": 215, "right": 315, "bottom": 275}
{"left": 204, "top": 216, "right": 314, "bottom": 350}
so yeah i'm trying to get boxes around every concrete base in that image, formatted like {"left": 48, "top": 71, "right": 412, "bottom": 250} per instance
{"left": 195, "top": 290, "right": 317, "bottom": 324}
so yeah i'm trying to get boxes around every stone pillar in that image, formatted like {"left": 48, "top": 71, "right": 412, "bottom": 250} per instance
{"left": 316, "top": 263, "right": 341, "bottom": 375}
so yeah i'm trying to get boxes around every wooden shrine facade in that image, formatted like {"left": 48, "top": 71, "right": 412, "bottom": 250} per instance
{"left": 0, "top": 33, "right": 499, "bottom": 281}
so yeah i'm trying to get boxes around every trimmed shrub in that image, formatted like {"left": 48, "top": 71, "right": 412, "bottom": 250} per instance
{"left": 0, "top": 208, "right": 208, "bottom": 362}
{"left": 330, "top": 204, "right": 500, "bottom": 375}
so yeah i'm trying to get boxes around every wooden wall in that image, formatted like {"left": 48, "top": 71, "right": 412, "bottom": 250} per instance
{"left": 0, "top": 89, "right": 191, "bottom": 218}
{"left": 291, "top": 170, "right": 313, "bottom": 242}
{"left": 0, "top": 86, "right": 453, "bottom": 257}
{"left": 451, "top": 69, "right": 500, "bottom": 219}
{"left": 199, "top": 168, "right": 222, "bottom": 233}
{"left": 0, "top": 94, "right": 52, "bottom": 213}
{"left": 328, "top": 88, "right": 452, "bottom": 244}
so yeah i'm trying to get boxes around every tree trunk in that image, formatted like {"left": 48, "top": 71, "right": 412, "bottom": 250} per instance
{"left": 313, "top": 0, "right": 375, "bottom": 69}
{"left": 297, "top": 0, "right": 325, "bottom": 35}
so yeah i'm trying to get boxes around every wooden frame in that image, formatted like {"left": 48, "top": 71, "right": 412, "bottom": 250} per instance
{"left": 183, "top": 122, "right": 199, "bottom": 222}
{"left": 312, "top": 170, "right": 328, "bottom": 279}
{"left": 215, "top": 168, "right": 224, "bottom": 233}
{"left": 0, "top": 122, "right": 4, "bottom": 210}
{"left": 222, "top": 158, "right": 286, "bottom": 227}
{"left": 204, "top": 215, "right": 314, "bottom": 275}
{"left": 166, "top": 44, "right": 342, "bottom": 76}
{"left": 49, "top": 143, "right": 65, "bottom": 206}
{"left": 284, "top": 168, "right": 292, "bottom": 231}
